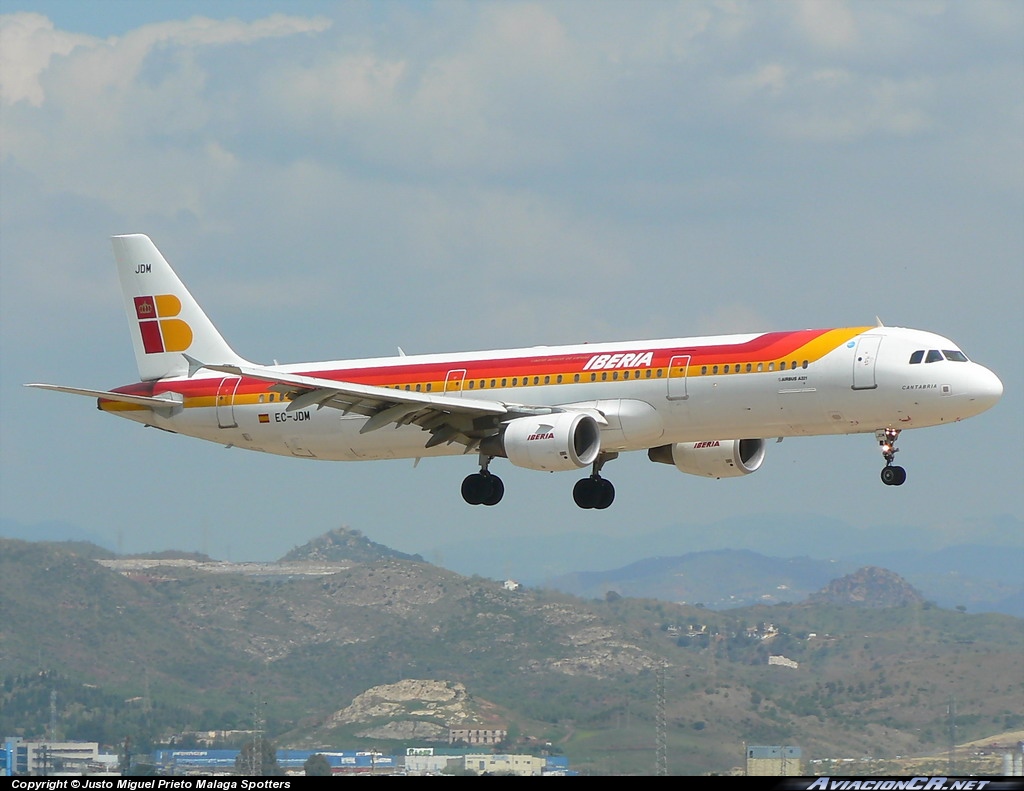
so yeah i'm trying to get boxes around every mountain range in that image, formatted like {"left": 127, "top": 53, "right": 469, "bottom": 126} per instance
{"left": 1, "top": 529, "right": 1022, "bottom": 776}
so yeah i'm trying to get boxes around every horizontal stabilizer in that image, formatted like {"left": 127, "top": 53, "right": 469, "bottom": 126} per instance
{"left": 25, "top": 383, "right": 183, "bottom": 411}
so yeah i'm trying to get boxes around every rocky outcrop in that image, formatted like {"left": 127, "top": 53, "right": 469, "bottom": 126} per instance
{"left": 808, "top": 566, "right": 924, "bottom": 608}
{"left": 328, "top": 679, "right": 476, "bottom": 729}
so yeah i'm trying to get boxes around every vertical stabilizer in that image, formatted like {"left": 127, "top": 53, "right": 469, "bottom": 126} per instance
{"left": 111, "top": 234, "right": 248, "bottom": 381}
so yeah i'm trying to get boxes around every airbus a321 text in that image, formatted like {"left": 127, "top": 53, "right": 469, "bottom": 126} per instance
{"left": 28, "top": 235, "right": 1003, "bottom": 509}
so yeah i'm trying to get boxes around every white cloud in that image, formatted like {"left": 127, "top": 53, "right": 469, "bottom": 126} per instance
{"left": 0, "top": 12, "right": 95, "bottom": 106}
{"left": 791, "top": 0, "right": 859, "bottom": 51}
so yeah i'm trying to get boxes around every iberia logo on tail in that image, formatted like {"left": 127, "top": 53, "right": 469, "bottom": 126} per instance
{"left": 134, "top": 294, "right": 192, "bottom": 353}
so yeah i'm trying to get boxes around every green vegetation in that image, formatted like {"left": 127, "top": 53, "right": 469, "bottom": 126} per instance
{"left": 1, "top": 536, "right": 1021, "bottom": 775}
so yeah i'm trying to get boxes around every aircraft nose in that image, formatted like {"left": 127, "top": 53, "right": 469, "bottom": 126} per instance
{"left": 969, "top": 365, "right": 1003, "bottom": 412}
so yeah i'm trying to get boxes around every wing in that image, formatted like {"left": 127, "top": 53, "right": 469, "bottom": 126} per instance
{"left": 187, "top": 357, "right": 561, "bottom": 452}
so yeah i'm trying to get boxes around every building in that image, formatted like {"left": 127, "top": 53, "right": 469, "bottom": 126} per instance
{"left": 404, "top": 748, "right": 570, "bottom": 776}
{"left": 2, "top": 738, "right": 117, "bottom": 776}
{"left": 449, "top": 727, "right": 507, "bottom": 746}
{"left": 746, "top": 745, "right": 803, "bottom": 776}
{"left": 459, "top": 753, "right": 548, "bottom": 776}
{"left": 152, "top": 748, "right": 397, "bottom": 775}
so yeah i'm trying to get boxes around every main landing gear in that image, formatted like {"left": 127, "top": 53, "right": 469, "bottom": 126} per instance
{"left": 572, "top": 452, "right": 618, "bottom": 510}
{"left": 876, "top": 428, "right": 907, "bottom": 486}
{"left": 461, "top": 456, "right": 504, "bottom": 506}
{"left": 461, "top": 452, "right": 621, "bottom": 508}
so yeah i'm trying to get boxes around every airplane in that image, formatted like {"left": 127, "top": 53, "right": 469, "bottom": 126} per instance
{"left": 27, "top": 234, "right": 1003, "bottom": 509}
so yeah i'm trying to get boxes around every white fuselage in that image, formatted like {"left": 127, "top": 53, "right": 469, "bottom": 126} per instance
{"left": 108, "top": 325, "right": 1002, "bottom": 463}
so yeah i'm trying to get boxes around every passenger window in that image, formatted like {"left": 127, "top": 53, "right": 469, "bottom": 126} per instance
{"left": 701, "top": 366, "right": 707, "bottom": 375}
{"left": 780, "top": 361, "right": 786, "bottom": 370}
{"left": 426, "top": 383, "right": 432, "bottom": 392}
{"left": 573, "top": 374, "right": 579, "bottom": 383}
{"left": 468, "top": 380, "right": 475, "bottom": 389}
{"left": 757, "top": 363, "right": 763, "bottom": 372}
{"left": 712, "top": 365, "right": 719, "bottom": 374}
{"left": 258, "top": 394, "right": 265, "bottom": 403}
{"left": 533, "top": 376, "right": 539, "bottom": 385}
{"left": 724, "top": 365, "right": 730, "bottom": 374}
{"left": 746, "top": 363, "right": 752, "bottom": 373}
{"left": 801, "top": 360, "right": 808, "bottom": 369}
{"left": 501, "top": 378, "right": 507, "bottom": 387}
{"left": 768, "top": 362, "right": 775, "bottom": 371}
{"left": 512, "top": 377, "right": 518, "bottom": 386}
{"left": 909, "top": 350, "right": 924, "bottom": 364}
{"left": 926, "top": 350, "right": 943, "bottom": 363}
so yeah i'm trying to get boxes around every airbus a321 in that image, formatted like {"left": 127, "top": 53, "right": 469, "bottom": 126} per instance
{"left": 28, "top": 235, "right": 1003, "bottom": 509}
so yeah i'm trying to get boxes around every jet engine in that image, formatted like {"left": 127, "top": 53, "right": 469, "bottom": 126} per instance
{"left": 482, "top": 412, "right": 602, "bottom": 472}
{"left": 648, "top": 438, "right": 766, "bottom": 478}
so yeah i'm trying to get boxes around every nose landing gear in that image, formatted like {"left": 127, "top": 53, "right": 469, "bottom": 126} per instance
{"left": 876, "top": 428, "right": 907, "bottom": 486}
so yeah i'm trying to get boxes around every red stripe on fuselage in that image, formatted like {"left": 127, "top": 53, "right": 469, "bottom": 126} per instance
{"left": 115, "top": 328, "right": 838, "bottom": 399}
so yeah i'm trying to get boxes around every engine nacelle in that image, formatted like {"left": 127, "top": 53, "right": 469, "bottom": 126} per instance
{"left": 485, "top": 412, "right": 602, "bottom": 472}
{"left": 648, "top": 438, "right": 766, "bottom": 478}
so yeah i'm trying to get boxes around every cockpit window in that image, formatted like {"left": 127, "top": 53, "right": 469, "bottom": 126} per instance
{"left": 925, "top": 349, "right": 944, "bottom": 363}
{"left": 943, "top": 350, "right": 968, "bottom": 362}
{"left": 909, "top": 350, "right": 924, "bottom": 364}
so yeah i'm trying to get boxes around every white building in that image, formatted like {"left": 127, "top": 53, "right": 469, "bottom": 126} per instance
{"left": 2, "top": 737, "right": 118, "bottom": 776}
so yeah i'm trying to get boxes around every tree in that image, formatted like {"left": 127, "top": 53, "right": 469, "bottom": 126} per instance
{"left": 304, "top": 753, "right": 332, "bottom": 776}
{"left": 235, "top": 739, "right": 282, "bottom": 776}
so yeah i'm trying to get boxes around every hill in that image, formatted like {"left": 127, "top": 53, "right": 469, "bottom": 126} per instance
{"left": 280, "top": 526, "right": 423, "bottom": 564}
{"left": 1, "top": 535, "right": 1021, "bottom": 775}
{"left": 544, "top": 545, "right": 1023, "bottom": 616}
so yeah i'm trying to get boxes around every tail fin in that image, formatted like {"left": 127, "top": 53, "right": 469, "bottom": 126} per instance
{"left": 111, "top": 234, "right": 249, "bottom": 381}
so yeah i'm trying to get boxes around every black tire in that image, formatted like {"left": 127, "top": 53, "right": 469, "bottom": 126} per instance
{"left": 482, "top": 474, "right": 504, "bottom": 506}
{"left": 573, "top": 477, "right": 596, "bottom": 509}
{"left": 891, "top": 466, "right": 907, "bottom": 486}
{"left": 595, "top": 478, "right": 615, "bottom": 510}
{"left": 881, "top": 466, "right": 898, "bottom": 486}
{"left": 461, "top": 473, "right": 485, "bottom": 505}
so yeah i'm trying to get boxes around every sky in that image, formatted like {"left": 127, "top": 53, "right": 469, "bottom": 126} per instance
{"left": 1, "top": 1, "right": 1021, "bottom": 579}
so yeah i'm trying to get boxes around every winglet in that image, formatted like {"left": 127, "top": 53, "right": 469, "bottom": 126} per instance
{"left": 875, "top": 316, "right": 885, "bottom": 327}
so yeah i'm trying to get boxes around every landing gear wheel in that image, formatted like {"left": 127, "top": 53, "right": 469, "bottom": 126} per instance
{"left": 481, "top": 474, "right": 504, "bottom": 506}
{"left": 461, "top": 473, "right": 487, "bottom": 505}
{"left": 573, "top": 477, "right": 597, "bottom": 509}
{"left": 461, "top": 468, "right": 504, "bottom": 506}
{"left": 595, "top": 478, "right": 615, "bottom": 510}
{"left": 573, "top": 476, "right": 615, "bottom": 509}
{"left": 875, "top": 428, "right": 907, "bottom": 487}
{"left": 881, "top": 465, "right": 907, "bottom": 486}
